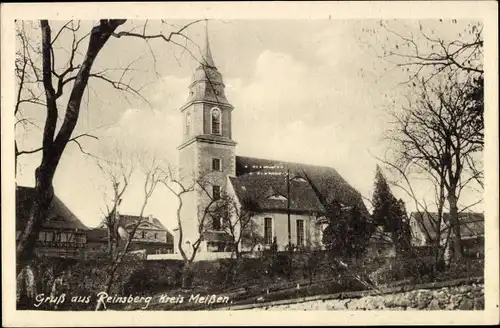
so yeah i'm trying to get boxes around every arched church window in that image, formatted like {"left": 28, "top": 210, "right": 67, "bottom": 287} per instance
{"left": 186, "top": 112, "right": 191, "bottom": 136}
{"left": 211, "top": 107, "right": 221, "bottom": 135}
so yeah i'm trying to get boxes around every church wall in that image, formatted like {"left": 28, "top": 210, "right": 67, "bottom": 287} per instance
{"left": 177, "top": 143, "right": 201, "bottom": 254}
{"left": 197, "top": 141, "right": 236, "bottom": 178}
{"left": 191, "top": 103, "right": 205, "bottom": 137}
{"left": 195, "top": 142, "right": 236, "bottom": 250}
{"left": 242, "top": 212, "right": 323, "bottom": 252}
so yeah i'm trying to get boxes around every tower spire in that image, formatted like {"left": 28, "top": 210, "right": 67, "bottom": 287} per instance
{"left": 203, "top": 20, "right": 216, "bottom": 68}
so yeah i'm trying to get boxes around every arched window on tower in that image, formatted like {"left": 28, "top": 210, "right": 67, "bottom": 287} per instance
{"left": 186, "top": 112, "right": 191, "bottom": 137}
{"left": 211, "top": 107, "right": 221, "bottom": 135}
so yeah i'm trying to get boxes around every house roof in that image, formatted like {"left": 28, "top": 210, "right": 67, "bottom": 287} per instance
{"left": 88, "top": 215, "right": 175, "bottom": 243}
{"left": 410, "top": 212, "right": 484, "bottom": 241}
{"left": 16, "top": 186, "right": 89, "bottom": 231}
{"left": 97, "top": 213, "right": 169, "bottom": 231}
{"left": 86, "top": 228, "right": 108, "bottom": 242}
{"left": 118, "top": 214, "right": 169, "bottom": 231}
{"left": 369, "top": 225, "right": 393, "bottom": 245}
{"left": 231, "top": 156, "right": 369, "bottom": 215}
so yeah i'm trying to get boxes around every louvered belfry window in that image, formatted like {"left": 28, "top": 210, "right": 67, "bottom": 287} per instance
{"left": 211, "top": 108, "right": 221, "bottom": 135}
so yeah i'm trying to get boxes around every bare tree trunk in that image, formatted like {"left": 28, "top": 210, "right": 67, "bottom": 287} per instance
{"left": 182, "top": 262, "right": 194, "bottom": 289}
{"left": 17, "top": 19, "right": 126, "bottom": 269}
{"left": 17, "top": 166, "right": 56, "bottom": 271}
{"left": 95, "top": 262, "right": 119, "bottom": 311}
{"left": 448, "top": 193, "right": 463, "bottom": 259}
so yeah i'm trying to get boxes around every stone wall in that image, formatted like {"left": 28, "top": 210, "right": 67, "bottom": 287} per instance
{"left": 259, "top": 283, "right": 484, "bottom": 311}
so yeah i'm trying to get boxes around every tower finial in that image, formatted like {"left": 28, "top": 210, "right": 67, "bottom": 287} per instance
{"left": 203, "top": 19, "right": 215, "bottom": 67}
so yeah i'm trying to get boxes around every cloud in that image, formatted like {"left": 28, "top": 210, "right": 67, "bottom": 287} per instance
{"left": 100, "top": 75, "right": 190, "bottom": 161}
{"left": 226, "top": 49, "right": 388, "bottom": 195}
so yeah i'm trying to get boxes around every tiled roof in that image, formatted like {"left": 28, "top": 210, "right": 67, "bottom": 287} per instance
{"left": 231, "top": 156, "right": 369, "bottom": 215}
{"left": 92, "top": 214, "right": 173, "bottom": 242}
{"left": 229, "top": 174, "right": 325, "bottom": 213}
{"left": 410, "top": 212, "right": 484, "bottom": 240}
{"left": 86, "top": 228, "right": 108, "bottom": 242}
{"left": 16, "top": 186, "right": 89, "bottom": 231}
{"left": 117, "top": 214, "right": 169, "bottom": 231}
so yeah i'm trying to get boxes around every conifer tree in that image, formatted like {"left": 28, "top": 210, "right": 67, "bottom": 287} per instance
{"left": 322, "top": 202, "right": 371, "bottom": 260}
{"left": 371, "top": 165, "right": 410, "bottom": 256}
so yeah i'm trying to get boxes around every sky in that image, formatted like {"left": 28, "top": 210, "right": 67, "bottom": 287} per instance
{"left": 15, "top": 19, "right": 484, "bottom": 230}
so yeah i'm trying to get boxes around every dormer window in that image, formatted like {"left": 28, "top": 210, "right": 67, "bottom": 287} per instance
{"left": 268, "top": 194, "right": 287, "bottom": 201}
{"left": 211, "top": 107, "right": 221, "bottom": 135}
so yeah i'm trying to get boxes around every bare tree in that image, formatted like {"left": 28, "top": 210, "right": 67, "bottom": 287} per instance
{"left": 378, "top": 157, "right": 452, "bottom": 268}
{"left": 15, "top": 19, "right": 205, "bottom": 282}
{"left": 159, "top": 166, "right": 219, "bottom": 288}
{"left": 95, "top": 152, "right": 162, "bottom": 311}
{"left": 15, "top": 22, "right": 45, "bottom": 172}
{"left": 385, "top": 71, "right": 483, "bottom": 259}
{"left": 210, "top": 191, "right": 263, "bottom": 259}
{"left": 95, "top": 145, "right": 137, "bottom": 259}
{"left": 361, "top": 20, "right": 483, "bottom": 84}
{"left": 361, "top": 20, "right": 484, "bottom": 179}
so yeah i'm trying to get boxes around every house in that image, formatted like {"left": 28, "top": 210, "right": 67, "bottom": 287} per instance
{"left": 87, "top": 214, "right": 175, "bottom": 256}
{"left": 365, "top": 225, "right": 396, "bottom": 258}
{"left": 409, "top": 212, "right": 484, "bottom": 256}
{"left": 16, "top": 186, "right": 89, "bottom": 259}
{"left": 175, "top": 26, "right": 369, "bottom": 255}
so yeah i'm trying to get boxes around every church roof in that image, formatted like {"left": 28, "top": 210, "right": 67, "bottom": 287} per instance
{"left": 202, "top": 21, "right": 216, "bottom": 68}
{"left": 230, "top": 156, "right": 369, "bottom": 216}
{"left": 16, "top": 186, "right": 89, "bottom": 231}
{"left": 185, "top": 26, "right": 230, "bottom": 107}
{"left": 229, "top": 174, "right": 325, "bottom": 213}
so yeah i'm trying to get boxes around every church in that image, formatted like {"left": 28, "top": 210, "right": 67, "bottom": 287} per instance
{"left": 175, "top": 28, "right": 369, "bottom": 256}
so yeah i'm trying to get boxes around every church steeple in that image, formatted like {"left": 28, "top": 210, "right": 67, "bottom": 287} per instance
{"left": 179, "top": 21, "right": 235, "bottom": 146}
{"left": 177, "top": 21, "right": 237, "bottom": 255}
{"left": 183, "top": 21, "right": 230, "bottom": 107}
{"left": 202, "top": 21, "right": 216, "bottom": 68}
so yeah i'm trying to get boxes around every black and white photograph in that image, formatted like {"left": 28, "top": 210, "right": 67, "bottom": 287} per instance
{"left": 1, "top": 1, "right": 498, "bottom": 326}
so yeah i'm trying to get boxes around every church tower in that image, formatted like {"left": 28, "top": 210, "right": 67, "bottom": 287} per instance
{"left": 177, "top": 23, "right": 237, "bottom": 253}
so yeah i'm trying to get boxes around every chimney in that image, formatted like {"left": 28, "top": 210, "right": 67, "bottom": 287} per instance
{"left": 148, "top": 214, "right": 154, "bottom": 223}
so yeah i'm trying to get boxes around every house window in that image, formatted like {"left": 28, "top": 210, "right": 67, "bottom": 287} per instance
{"left": 38, "top": 231, "right": 46, "bottom": 241}
{"left": 66, "top": 233, "right": 75, "bottom": 242}
{"left": 212, "top": 216, "right": 221, "bottom": 230}
{"left": 154, "top": 233, "right": 158, "bottom": 240}
{"left": 264, "top": 217, "right": 273, "bottom": 245}
{"left": 212, "top": 185, "right": 221, "bottom": 200}
{"left": 75, "top": 234, "right": 86, "bottom": 244}
{"left": 212, "top": 158, "right": 222, "bottom": 171}
{"left": 296, "top": 219, "right": 305, "bottom": 246}
{"left": 45, "top": 231, "right": 53, "bottom": 242}
{"left": 211, "top": 108, "right": 221, "bottom": 135}
{"left": 141, "top": 231, "right": 146, "bottom": 239}
{"left": 60, "top": 232, "right": 68, "bottom": 242}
